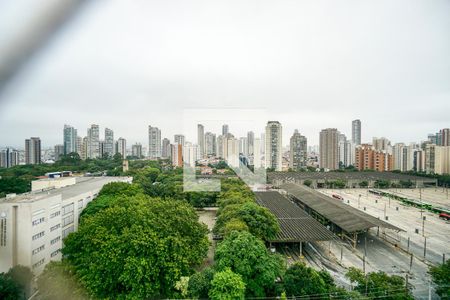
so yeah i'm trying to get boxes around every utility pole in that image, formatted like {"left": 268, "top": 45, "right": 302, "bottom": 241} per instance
{"left": 422, "top": 216, "right": 426, "bottom": 236}
{"left": 358, "top": 194, "right": 361, "bottom": 209}
{"left": 424, "top": 237, "right": 427, "bottom": 258}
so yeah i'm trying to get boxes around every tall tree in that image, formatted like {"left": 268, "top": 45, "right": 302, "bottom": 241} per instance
{"left": 214, "top": 231, "right": 284, "bottom": 297}
{"left": 209, "top": 268, "right": 246, "bottom": 300}
{"left": 63, "top": 195, "right": 209, "bottom": 298}
{"left": 429, "top": 259, "right": 450, "bottom": 299}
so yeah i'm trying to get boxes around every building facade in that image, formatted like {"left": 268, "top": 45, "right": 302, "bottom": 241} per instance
{"left": 265, "top": 121, "right": 282, "bottom": 171}
{"left": 116, "top": 138, "right": 126, "bottom": 158}
{"left": 319, "top": 128, "right": 338, "bottom": 170}
{"left": 25, "top": 137, "right": 41, "bottom": 165}
{"left": 289, "top": 130, "right": 307, "bottom": 170}
{"left": 104, "top": 128, "right": 114, "bottom": 157}
{"left": 0, "top": 148, "right": 19, "bottom": 168}
{"left": 87, "top": 125, "right": 100, "bottom": 159}
{"left": 352, "top": 119, "right": 361, "bottom": 145}
{"left": 63, "top": 125, "right": 77, "bottom": 155}
{"left": 148, "top": 126, "right": 162, "bottom": 158}
{"left": 197, "top": 124, "right": 205, "bottom": 158}
{"left": 131, "top": 143, "right": 143, "bottom": 158}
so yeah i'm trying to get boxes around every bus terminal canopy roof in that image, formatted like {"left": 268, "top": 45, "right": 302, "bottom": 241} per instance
{"left": 280, "top": 183, "right": 404, "bottom": 233}
{"left": 255, "top": 191, "right": 335, "bottom": 242}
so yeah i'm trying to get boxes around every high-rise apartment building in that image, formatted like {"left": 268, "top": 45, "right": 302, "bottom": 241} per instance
{"left": 0, "top": 148, "right": 19, "bottom": 168}
{"left": 80, "top": 137, "right": 88, "bottom": 160}
{"left": 239, "top": 137, "right": 248, "bottom": 157}
{"left": 54, "top": 145, "right": 64, "bottom": 161}
{"left": 222, "top": 124, "right": 229, "bottom": 136}
{"left": 223, "top": 134, "right": 240, "bottom": 167}
{"left": 25, "top": 137, "right": 41, "bottom": 165}
{"left": 148, "top": 126, "right": 162, "bottom": 158}
{"left": 319, "top": 128, "right": 338, "bottom": 170}
{"left": 265, "top": 121, "right": 282, "bottom": 171}
{"left": 161, "top": 138, "right": 170, "bottom": 158}
{"left": 216, "top": 135, "right": 224, "bottom": 158}
{"left": 289, "top": 130, "right": 307, "bottom": 170}
{"left": 76, "top": 136, "right": 83, "bottom": 158}
{"left": 247, "top": 131, "right": 254, "bottom": 156}
{"left": 87, "top": 124, "right": 100, "bottom": 159}
{"left": 104, "top": 128, "right": 114, "bottom": 157}
{"left": 116, "top": 138, "right": 126, "bottom": 158}
{"left": 183, "top": 142, "right": 199, "bottom": 167}
{"left": 352, "top": 119, "right": 361, "bottom": 145}
{"left": 355, "top": 144, "right": 392, "bottom": 172}
{"left": 171, "top": 144, "right": 183, "bottom": 167}
{"left": 439, "top": 128, "right": 450, "bottom": 146}
{"left": 63, "top": 125, "right": 77, "bottom": 155}
{"left": 197, "top": 124, "right": 205, "bottom": 158}
{"left": 205, "top": 132, "right": 216, "bottom": 156}
{"left": 131, "top": 143, "right": 143, "bottom": 158}
{"left": 434, "top": 146, "right": 450, "bottom": 175}
{"left": 373, "top": 137, "right": 391, "bottom": 152}
{"left": 174, "top": 134, "right": 185, "bottom": 146}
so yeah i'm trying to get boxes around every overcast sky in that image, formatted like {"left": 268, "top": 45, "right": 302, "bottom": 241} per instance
{"left": 0, "top": 0, "right": 449, "bottom": 149}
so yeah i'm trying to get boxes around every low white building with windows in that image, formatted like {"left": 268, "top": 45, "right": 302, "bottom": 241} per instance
{"left": 0, "top": 176, "right": 132, "bottom": 274}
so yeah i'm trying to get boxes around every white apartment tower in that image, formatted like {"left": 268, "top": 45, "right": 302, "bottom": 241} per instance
{"left": 87, "top": 124, "right": 100, "bottom": 159}
{"left": 148, "top": 126, "right": 162, "bottom": 158}
{"left": 265, "top": 121, "right": 282, "bottom": 171}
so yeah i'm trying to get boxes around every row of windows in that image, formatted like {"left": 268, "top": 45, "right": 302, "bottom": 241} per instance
{"left": 32, "top": 231, "right": 45, "bottom": 241}
{"left": 32, "top": 217, "right": 45, "bottom": 226}
{"left": 62, "top": 225, "right": 74, "bottom": 239}
{"left": 0, "top": 218, "right": 6, "bottom": 247}
{"left": 51, "top": 249, "right": 61, "bottom": 257}
{"left": 32, "top": 258, "right": 45, "bottom": 269}
{"left": 50, "top": 224, "right": 61, "bottom": 232}
{"left": 50, "top": 211, "right": 61, "bottom": 218}
{"left": 62, "top": 204, "right": 74, "bottom": 216}
{"left": 62, "top": 214, "right": 74, "bottom": 227}
{"left": 32, "top": 244, "right": 45, "bottom": 255}
{"left": 51, "top": 236, "right": 61, "bottom": 245}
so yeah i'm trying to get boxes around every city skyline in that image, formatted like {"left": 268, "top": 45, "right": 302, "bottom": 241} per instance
{"left": 1, "top": 0, "right": 449, "bottom": 148}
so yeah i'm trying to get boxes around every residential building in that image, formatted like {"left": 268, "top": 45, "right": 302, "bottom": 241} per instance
{"left": 174, "top": 134, "right": 185, "bottom": 146}
{"left": 54, "top": 145, "right": 64, "bottom": 161}
{"left": 439, "top": 128, "right": 450, "bottom": 146}
{"left": 289, "top": 130, "right": 307, "bottom": 170}
{"left": 76, "top": 136, "right": 83, "bottom": 158}
{"left": 222, "top": 124, "right": 229, "bottom": 136}
{"left": 148, "top": 126, "right": 162, "bottom": 158}
{"left": 434, "top": 146, "right": 450, "bottom": 175}
{"left": 253, "top": 138, "right": 261, "bottom": 168}
{"left": 239, "top": 137, "right": 248, "bottom": 157}
{"left": 86, "top": 125, "right": 100, "bottom": 159}
{"left": 183, "top": 142, "right": 199, "bottom": 167}
{"left": 319, "top": 128, "right": 338, "bottom": 170}
{"left": 25, "top": 137, "right": 41, "bottom": 165}
{"left": 197, "top": 124, "right": 205, "bottom": 158}
{"left": 425, "top": 144, "right": 436, "bottom": 174}
{"left": 216, "top": 135, "right": 224, "bottom": 158}
{"left": 373, "top": 137, "right": 391, "bottom": 152}
{"left": 161, "top": 138, "right": 170, "bottom": 158}
{"left": 0, "top": 148, "right": 19, "bottom": 168}
{"left": 223, "top": 134, "right": 240, "bottom": 167}
{"left": 205, "top": 132, "right": 216, "bottom": 156}
{"left": 63, "top": 125, "right": 77, "bottom": 155}
{"left": 171, "top": 144, "right": 183, "bottom": 167}
{"left": 392, "top": 143, "right": 405, "bottom": 171}
{"left": 0, "top": 176, "right": 131, "bottom": 275}
{"left": 104, "top": 128, "right": 114, "bottom": 157}
{"left": 131, "top": 143, "right": 143, "bottom": 158}
{"left": 116, "top": 138, "right": 126, "bottom": 158}
{"left": 265, "top": 121, "right": 282, "bottom": 171}
{"left": 355, "top": 144, "right": 392, "bottom": 172}
{"left": 352, "top": 119, "right": 361, "bottom": 145}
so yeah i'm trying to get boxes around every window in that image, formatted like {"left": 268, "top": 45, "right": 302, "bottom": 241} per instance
{"left": 50, "top": 224, "right": 61, "bottom": 232}
{"left": 0, "top": 217, "right": 6, "bottom": 246}
{"left": 50, "top": 211, "right": 61, "bottom": 218}
{"left": 78, "top": 199, "right": 83, "bottom": 209}
{"left": 62, "top": 203, "right": 74, "bottom": 216}
{"left": 32, "top": 217, "right": 45, "bottom": 226}
{"left": 32, "top": 244, "right": 45, "bottom": 255}
{"left": 51, "top": 249, "right": 61, "bottom": 257}
{"left": 32, "top": 258, "right": 45, "bottom": 269}
{"left": 62, "top": 225, "right": 74, "bottom": 238}
{"left": 32, "top": 231, "right": 45, "bottom": 241}
{"left": 51, "top": 236, "right": 61, "bottom": 245}
{"left": 62, "top": 215, "right": 74, "bottom": 227}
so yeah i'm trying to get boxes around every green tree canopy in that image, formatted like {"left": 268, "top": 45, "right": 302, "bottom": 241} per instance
{"left": 214, "top": 202, "right": 279, "bottom": 240}
{"left": 283, "top": 262, "right": 330, "bottom": 297}
{"left": 63, "top": 195, "right": 209, "bottom": 298}
{"left": 214, "top": 231, "right": 284, "bottom": 297}
{"left": 209, "top": 268, "right": 246, "bottom": 300}
{"left": 346, "top": 267, "right": 413, "bottom": 299}
{"left": 429, "top": 259, "right": 450, "bottom": 299}
{"left": 188, "top": 267, "right": 215, "bottom": 299}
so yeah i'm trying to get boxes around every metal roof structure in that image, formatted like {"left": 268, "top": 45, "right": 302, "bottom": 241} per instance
{"left": 255, "top": 191, "right": 335, "bottom": 242}
{"left": 280, "top": 183, "right": 404, "bottom": 233}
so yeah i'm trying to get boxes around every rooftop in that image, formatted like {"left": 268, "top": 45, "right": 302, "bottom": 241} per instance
{"left": 255, "top": 191, "right": 335, "bottom": 242}
{"left": 1, "top": 177, "right": 131, "bottom": 204}
{"left": 280, "top": 183, "right": 404, "bottom": 233}
{"left": 269, "top": 171, "right": 437, "bottom": 182}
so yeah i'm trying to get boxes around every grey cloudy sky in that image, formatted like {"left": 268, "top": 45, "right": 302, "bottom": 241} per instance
{"left": 0, "top": 0, "right": 449, "bottom": 148}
